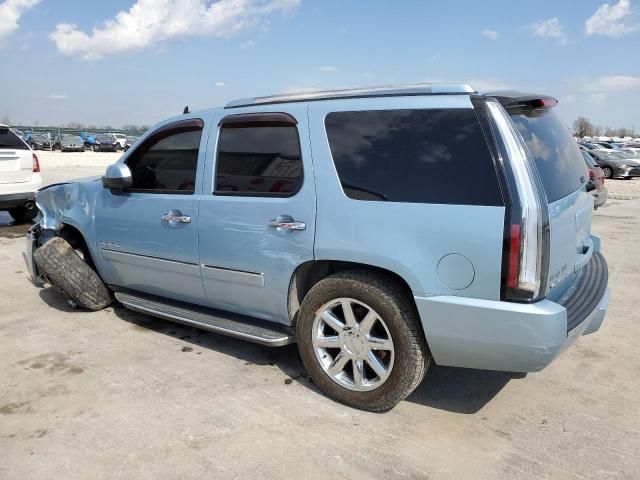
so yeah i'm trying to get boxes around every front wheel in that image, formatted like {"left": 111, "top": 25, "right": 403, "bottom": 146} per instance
{"left": 296, "top": 271, "right": 430, "bottom": 411}
{"left": 602, "top": 167, "right": 613, "bottom": 179}
{"left": 33, "top": 237, "right": 113, "bottom": 311}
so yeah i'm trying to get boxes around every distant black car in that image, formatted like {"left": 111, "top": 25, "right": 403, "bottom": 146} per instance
{"left": 29, "top": 134, "right": 52, "bottom": 150}
{"left": 92, "top": 134, "right": 119, "bottom": 152}
{"left": 587, "top": 149, "right": 640, "bottom": 179}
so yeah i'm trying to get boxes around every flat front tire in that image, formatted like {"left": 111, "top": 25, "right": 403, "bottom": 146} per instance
{"left": 33, "top": 237, "right": 113, "bottom": 311}
{"left": 297, "top": 271, "right": 430, "bottom": 411}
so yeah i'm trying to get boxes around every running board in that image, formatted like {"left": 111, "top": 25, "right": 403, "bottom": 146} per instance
{"left": 114, "top": 292, "right": 295, "bottom": 347}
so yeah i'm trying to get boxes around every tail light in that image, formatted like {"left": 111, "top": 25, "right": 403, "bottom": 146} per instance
{"left": 485, "top": 100, "right": 550, "bottom": 302}
{"left": 32, "top": 153, "right": 40, "bottom": 173}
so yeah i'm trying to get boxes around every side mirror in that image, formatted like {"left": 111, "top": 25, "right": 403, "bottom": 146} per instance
{"left": 102, "top": 163, "right": 132, "bottom": 193}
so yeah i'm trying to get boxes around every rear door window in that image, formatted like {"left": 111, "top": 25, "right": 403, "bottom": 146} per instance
{"left": 0, "top": 128, "right": 28, "bottom": 150}
{"left": 510, "top": 109, "right": 586, "bottom": 202}
{"left": 324, "top": 109, "right": 503, "bottom": 205}
{"left": 215, "top": 119, "right": 302, "bottom": 196}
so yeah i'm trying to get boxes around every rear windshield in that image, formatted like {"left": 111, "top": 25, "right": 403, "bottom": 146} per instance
{"left": 325, "top": 109, "right": 503, "bottom": 206}
{"left": 0, "top": 128, "right": 29, "bottom": 150}
{"left": 510, "top": 109, "right": 586, "bottom": 202}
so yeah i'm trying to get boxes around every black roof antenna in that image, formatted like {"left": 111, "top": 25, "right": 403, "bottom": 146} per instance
{"left": 183, "top": 105, "right": 190, "bottom": 114}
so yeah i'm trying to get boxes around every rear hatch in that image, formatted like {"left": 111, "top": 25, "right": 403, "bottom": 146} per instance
{"left": 509, "top": 106, "right": 593, "bottom": 297}
{"left": 0, "top": 126, "right": 33, "bottom": 184}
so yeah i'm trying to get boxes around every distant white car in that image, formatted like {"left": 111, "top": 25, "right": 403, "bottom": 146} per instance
{"left": 109, "top": 133, "right": 128, "bottom": 150}
{"left": 0, "top": 124, "right": 42, "bottom": 222}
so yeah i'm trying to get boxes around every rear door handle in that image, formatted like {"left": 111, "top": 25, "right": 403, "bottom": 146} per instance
{"left": 269, "top": 215, "right": 306, "bottom": 231}
{"left": 161, "top": 209, "right": 191, "bottom": 225}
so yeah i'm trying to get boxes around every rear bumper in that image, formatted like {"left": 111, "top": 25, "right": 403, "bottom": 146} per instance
{"left": 0, "top": 192, "right": 36, "bottom": 209}
{"left": 416, "top": 250, "right": 610, "bottom": 373}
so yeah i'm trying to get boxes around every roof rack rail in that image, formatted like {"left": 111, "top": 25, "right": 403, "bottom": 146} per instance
{"left": 225, "top": 83, "right": 476, "bottom": 109}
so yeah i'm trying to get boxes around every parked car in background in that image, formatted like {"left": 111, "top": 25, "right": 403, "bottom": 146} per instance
{"left": 0, "top": 125, "right": 41, "bottom": 222}
{"left": 28, "top": 85, "right": 610, "bottom": 411}
{"left": 28, "top": 133, "right": 52, "bottom": 150}
{"left": 92, "top": 134, "right": 119, "bottom": 152}
{"left": 60, "top": 134, "right": 85, "bottom": 152}
{"left": 124, "top": 135, "right": 139, "bottom": 152}
{"left": 588, "top": 149, "right": 640, "bottom": 179}
{"left": 579, "top": 142, "right": 606, "bottom": 151}
{"left": 78, "top": 131, "right": 97, "bottom": 148}
{"left": 109, "top": 133, "right": 128, "bottom": 150}
{"left": 582, "top": 151, "right": 607, "bottom": 208}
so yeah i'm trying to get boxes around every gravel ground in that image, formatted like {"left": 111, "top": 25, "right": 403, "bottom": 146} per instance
{"left": 0, "top": 153, "right": 639, "bottom": 479}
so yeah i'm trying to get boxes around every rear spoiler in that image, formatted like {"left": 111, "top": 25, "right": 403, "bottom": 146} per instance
{"left": 482, "top": 91, "right": 558, "bottom": 110}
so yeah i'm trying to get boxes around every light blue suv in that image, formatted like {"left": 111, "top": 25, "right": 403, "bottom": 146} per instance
{"left": 28, "top": 84, "right": 610, "bottom": 411}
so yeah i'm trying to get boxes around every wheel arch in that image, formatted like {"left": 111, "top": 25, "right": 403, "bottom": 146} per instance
{"left": 57, "top": 222, "right": 97, "bottom": 268}
{"left": 287, "top": 260, "right": 417, "bottom": 325}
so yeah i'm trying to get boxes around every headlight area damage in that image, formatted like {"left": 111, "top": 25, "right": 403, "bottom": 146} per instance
{"left": 27, "top": 178, "right": 114, "bottom": 311}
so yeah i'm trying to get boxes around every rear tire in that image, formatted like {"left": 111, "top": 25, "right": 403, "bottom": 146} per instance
{"left": 602, "top": 167, "right": 613, "bottom": 179}
{"left": 296, "top": 270, "right": 429, "bottom": 411}
{"left": 8, "top": 203, "right": 38, "bottom": 223}
{"left": 33, "top": 237, "right": 113, "bottom": 311}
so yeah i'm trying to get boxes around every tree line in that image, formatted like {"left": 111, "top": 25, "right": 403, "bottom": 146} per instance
{"left": 573, "top": 117, "right": 636, "bottom": 138}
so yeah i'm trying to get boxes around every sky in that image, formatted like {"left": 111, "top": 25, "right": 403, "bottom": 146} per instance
{"left": 0, "top": 0, "right": 639, "bottom": 131}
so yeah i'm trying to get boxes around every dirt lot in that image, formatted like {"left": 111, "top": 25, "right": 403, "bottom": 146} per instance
{"left": 1, "top": 151, "right": 639, "bottom": 479}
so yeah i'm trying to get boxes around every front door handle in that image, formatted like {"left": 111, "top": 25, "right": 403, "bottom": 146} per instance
{"left": 161, "top": 209, "right": 191, "bottom": 226}
{"left": 269, "top": 215, "right": 306, "bottom": 231}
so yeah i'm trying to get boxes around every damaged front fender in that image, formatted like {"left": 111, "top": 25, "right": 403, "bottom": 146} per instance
{"left": 35, "top": 176, "right": 101, "bottom": 231}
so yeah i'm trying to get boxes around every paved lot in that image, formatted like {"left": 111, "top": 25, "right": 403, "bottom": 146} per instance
{"left": 1, "top": 152, "right": 639, "bottom": 479}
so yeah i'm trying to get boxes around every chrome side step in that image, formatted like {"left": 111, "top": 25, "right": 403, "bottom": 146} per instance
{"left": 114, "top": 292, "right": 295, "bottom": 347}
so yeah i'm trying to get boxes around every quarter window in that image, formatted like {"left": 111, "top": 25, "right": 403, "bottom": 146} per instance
{"left": 325, "top": 109, "right": 503, "bottom": 205}
{"left": 215, "top": 118, "right": 302, "bottom": 196}
{"left": 126, "top": 123, "right": 202, "bottom": 194}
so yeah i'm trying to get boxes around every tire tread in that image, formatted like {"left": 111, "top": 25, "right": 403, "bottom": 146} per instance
{"left": 33, "top": 237, "right": 113, "bottom": 311}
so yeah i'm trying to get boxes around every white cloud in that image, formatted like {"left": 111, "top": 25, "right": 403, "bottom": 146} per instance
{"left": 49, "top": 0, "right": 300, "bottom": 60}
{"left": 0, "top": 0, "right": 41, "bottom": 40}
{"left": 317, "top": 65, "right": 337, "bottom": 73}
{"left": 215, "top": 81, "right": 226, "bottom": 87}
{"left": 569, "top": 75, "right": 640, "bottom": 105}
{"left": 597, "top": 75, "right": 640, "bottom": 89}
{"left": 589, "top": 93, "right": 607, "bottom": 105}
{"left": 530, "top": 17, "right": 566, "bottom": 44}
{"left": 467, "top": 78, "right": 511, "bottom": 91}
{"left": 47, "top": 94, "right": 68, "bottom": 100}
{"left": 482, "top": 29, "right": 499, "bottom": 40}
{"left": 586, "top": 0, "right": 637, "bottom": 37}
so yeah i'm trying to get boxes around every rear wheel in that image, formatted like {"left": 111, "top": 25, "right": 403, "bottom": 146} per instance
{"left": 296, "top": 271, "right": 429, "bottom": 411}
{"left": 8, "top": 202, "right": 38, "bottom": 223}
{"left": 602, "top": 167, "right": 613, "bottom": 179}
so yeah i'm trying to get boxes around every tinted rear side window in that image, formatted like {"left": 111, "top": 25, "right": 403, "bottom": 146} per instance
{"left": 0, "top": 129, "right": 28, "bottom": 150}
{"left": 324, "top": 109, "right": 502, "bottom": 205}
{"left": 510, "top": 109, "right": 586, "bottom": 202}
{"left": 215, "top": 125, "right": 302, "bottom": 196}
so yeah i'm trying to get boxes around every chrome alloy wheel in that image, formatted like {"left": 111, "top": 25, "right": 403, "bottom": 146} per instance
{"left": 312, "top": 298, "right": 394, "bottom": 392}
